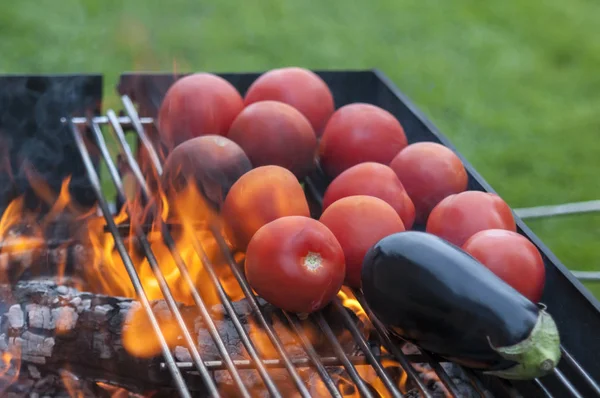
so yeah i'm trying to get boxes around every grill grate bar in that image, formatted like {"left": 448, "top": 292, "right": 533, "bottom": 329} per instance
{"left": 106, "top": 110, "right": 254, "bottom": 397}
{"left": 331, "top": 297, "right": 403, "bottom": 397}
{"left": 314, "top": 312, "right": 375, "bottom": 398}
{"left": 121, "top": 95, "right": 164, "bottom": 175}
{"left": 187, "top": 230, "right": 285, "bottom": 397}
{"left": 167, "top": 354, "right": 429, "bottom": 370}
{"left": 71, "top": 97, "right": 598, "bottom": 398}
{"left": 462, "top": 369, "right": 491, "bottom": 397}
{"left": 535, "top": 379, "right": 555, "bottom": 398}
{"left": 71, "top": 115, "right": 155, "bottom": 127}
{"left": 67, "top": 120, "right": 193, "bottom": 398}
{"left": 306, "top": 175, "right": 442, "bottom": 397}
{"left": 420, "top": 351, "right": 464, "bottom": 397}
{"left": 560, "top": 346, "right": 600, "bottom": 395}
{"left": 284, "top": 312, "right": 344, "bottom": 398}
{"left": 553, "top": 368, "right": 584, "bottom": 398}
{"left": 121, "top": 98, "right": 308, "bottom": 397}
{"left": 354, "top": 292, "right": 433, "bottom": 398}
{"left": 211, "top": 230, "right": 326, "bottom": 397}
{"left": 88, "top": 119, "right": 221, "bottom": 397}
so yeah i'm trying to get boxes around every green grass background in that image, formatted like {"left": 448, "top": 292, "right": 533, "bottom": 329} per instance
{"left": 1, "top": 1, "right": 599, "bottom": 296}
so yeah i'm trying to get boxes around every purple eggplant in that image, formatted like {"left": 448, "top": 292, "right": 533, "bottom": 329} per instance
{"left": 361, "top": 231, "right": 560, "bottom": 380}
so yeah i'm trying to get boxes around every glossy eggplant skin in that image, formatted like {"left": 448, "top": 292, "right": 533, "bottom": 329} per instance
{"left": 361, "top": 231, "right": 539, "bottom": 370}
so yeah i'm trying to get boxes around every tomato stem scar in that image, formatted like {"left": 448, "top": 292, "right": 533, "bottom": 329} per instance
{"left": 304, "top": 252, "right": 322, "bottom": 271}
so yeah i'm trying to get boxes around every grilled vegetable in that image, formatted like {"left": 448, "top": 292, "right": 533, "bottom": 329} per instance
{"left": 361, "top": 231, "right": 561, "bottom": 380}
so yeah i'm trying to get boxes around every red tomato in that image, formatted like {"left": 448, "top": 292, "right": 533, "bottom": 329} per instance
{"left": 463, "top": 230, "right": 546, "bottom": 302}
{"left": 426, "top": 191, "right": 516, "bottom": 247}
{"left": 157, "top": 73, "right": 244, "bottom": 150}
{"left": 227, "top": 101, "right": 317, "bottom": 179}
{"left": 161, "top": 135, "right": 252, "bottom": 210}
{"left": 222, "top": 165, "right": 310, "bottom": 251}
{"left": 390, "top": 142, "right": 468, "bottom": 224}
{"left": 319, "top": 103, "right": 408, "bottom": 178}
{"left": 322, "top": 162, "right": 415, "bottom": 229}
{"left": 245, "top": 216, "right": 345, "bottom": 314}
{"left": 244, "top": 67, "right": 335, "bottom": 137}
{"left": 319, "top": 195, "right": 405, "bottom": 288}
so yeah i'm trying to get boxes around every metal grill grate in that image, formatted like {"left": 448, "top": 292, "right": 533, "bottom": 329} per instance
{"left": 64, "top": 95, "right": 600, "bottom": 398}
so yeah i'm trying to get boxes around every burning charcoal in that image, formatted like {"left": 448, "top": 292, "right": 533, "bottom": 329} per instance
{"left": 401, "top": 342, "right": 492, "bottom": 398}
{"left": 0, "top": 280, "right": 369, "bottom": 396}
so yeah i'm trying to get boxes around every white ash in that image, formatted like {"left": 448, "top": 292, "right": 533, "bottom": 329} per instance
{"left": 56, "top": 285, "right": 69, "bottom": 295}
{"left": 19, "top": 332, "right": 55, "bottom": 358}
{"left": 151, "top": 300, "right": 172, "bottom": 319}
{"left": 51, "top": 307, "right": 78, "bottom": 331}
{"left": 69, "top": 297, "right": 82, "bottom": 307}
{"left": 92, "top": 331, "right": 112, "bottom": 359}
{"left": 94, "top": 304, "right": 113, "bottom": 316}
{"left": 78, "top": 299, "right": 91, "bottom": 312}
{"left": 175, "top": 345, "right": 192, "bottom": 362}
{"left": 27, "top": 305, "right": 54, "bottom": 329}
{"left": 8, "top": 304, "right": 25, "bottom": 329}
{"left": 0, "top": 334, "right": 7, "bottom": 351}
{"left": 28, "top": 365, "right": 41, "bottom": 379}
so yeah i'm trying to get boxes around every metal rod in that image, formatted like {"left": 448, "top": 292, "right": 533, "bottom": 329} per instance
{"left": 88, "top": 120, "right": 219, "bottom": 397}
{"left": 67, "top": 121, "right": 192, "bottom": 398}
{"left": 553, "top": 368, "right": 583, "bottom": 398}
{"left": 535, "top": 379, "right": 555, "bottom": 398}
{"left": 185, "top": 231, "right": 283, "bottom": 397}
{"left": 211, "top": 232, "right": 310, "bottom": 398}
{"left": 419, "top": 351, "right": 463, "bottom": 397}
{"left": 461, "top": 369, "right": 490, "bottom": 398}
{"left": 304, "top": 176, "right": 431, "bottom": 398}
{"left": 354, "top": 291, "right": 432, "bottom": 398}
{"left": 285, "top": 312, "right": 343, "bottom": 398}
{"left": 314, "top": 312, "right": 375, "bottom": 398}
{"left": 332, "top": 297, "right": 403, "bottom": 397}
{"left": 106, "top": 110, "right": 251, "bottom": 398}
{"left": 570, "top": 271, "right": 600, "bottom": 282}
{"left": 560, "top": 346, "right": 600, "bottom": 395}
{"left": 211, "top": 229, "right": 320, "bottom": 397}
{"left": 167, "top": 354, "right": 428, "bottom": 370}
{"left": 120, "top": 96, "right": 291, "bottom": 397}
{"left": 69, "top": 115, "right": 155, "bottom": 126}
{"left": 121, "top": 95, "right": 163, "bottom": 175}
{"left": 514, "top": 200, "right": 600, "bottom": 219}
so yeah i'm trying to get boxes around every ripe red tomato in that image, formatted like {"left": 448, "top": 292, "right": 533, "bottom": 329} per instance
{"left": 227, "top": 101, "right": 317, "bottom": 179}
{"left": 426, "top": 191, "right": 516, "bottom": 247}
{"left": 245, "top": 216, "right": 345, "bottom": 314}
{"left": 319, "top": 103, "right": 408, "bottom": 178}
{"left": 319, "top": 195, "right": 405, "bottom": 288}
{"left": 161, "top": 135, "right": 252, "bottom": 210}
{"left": 222, "top": 165, "right": 310, "bottom": 251}
{"left": 322, "top": 162, "right": 415, "bottom": 229}
{"left": 244, "top": 67, "right": 335, "bottom": 137}
{"left": 463, "top": 230, "right": 546, "bottom": 302}
{"left": 390, "top": 142, "right": 468, "bottom": 224}
{"left": 157, "top": 73, "right": 244, "bottom": 150}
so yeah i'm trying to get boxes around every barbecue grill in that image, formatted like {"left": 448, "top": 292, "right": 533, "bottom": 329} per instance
{"left": 0, "top": 70, "right": 599, "bottom": 398}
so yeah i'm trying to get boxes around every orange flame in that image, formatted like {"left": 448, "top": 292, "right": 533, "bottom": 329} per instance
{"left": 337, "top": 287, "right": 369, "bottom": 325}
{"left": 0, "top": 346, "right": 21, "bottom": 395}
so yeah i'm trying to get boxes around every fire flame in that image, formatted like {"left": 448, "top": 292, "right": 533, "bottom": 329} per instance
{"left": 0, "top": 133, "right": 435, "bottom": 397}
{"left": 0, "top": 347, "right": 21, "bottom": 395}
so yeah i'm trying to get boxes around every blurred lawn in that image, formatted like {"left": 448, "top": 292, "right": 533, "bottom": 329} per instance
{"left": 1, "top": 0, "right": 599, "bottom": 296}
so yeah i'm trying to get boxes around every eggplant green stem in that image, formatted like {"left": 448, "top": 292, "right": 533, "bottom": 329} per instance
{"left": 484, "top": 309, "right": 561, "bottom": 380}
